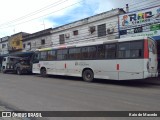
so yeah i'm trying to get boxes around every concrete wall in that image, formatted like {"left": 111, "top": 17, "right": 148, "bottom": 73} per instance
{"left": 0, "top": 41, "right": 9, "bottom": 55}
{"left": 17, "top": 9, "right": 125, "bottom": 52}
{"left": 23, "top": 35, "right": 52, "bottom": 51}
{"left": 0, "top": 36, "right": 10, "bottom": 55}
{"left": 50, "top": 9, "right": 124, "bottom": 46}
{"left": 51, "top": 16, "right": 119, "bottom": 46}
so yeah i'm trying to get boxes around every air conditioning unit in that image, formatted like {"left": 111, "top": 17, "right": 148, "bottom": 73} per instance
{"left": 107, "top": 28, "right": 114, "bottom": 34}
{"left": 65, "top": 33, "right": 70, "bottom": 38}
{"left": 89, "top": 26, "right": 96, "bottom": 34}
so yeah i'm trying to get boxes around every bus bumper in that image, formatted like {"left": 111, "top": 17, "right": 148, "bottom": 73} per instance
{"left": 144, "top": 71, "right": 159, "bottom": 78}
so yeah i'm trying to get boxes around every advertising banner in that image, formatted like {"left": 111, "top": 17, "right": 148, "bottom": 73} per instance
{"left": 8, "top": 34, "right": 23, "bottom": 51}
{"left": 119, "top": 6, "right": 160, "bottom": 38}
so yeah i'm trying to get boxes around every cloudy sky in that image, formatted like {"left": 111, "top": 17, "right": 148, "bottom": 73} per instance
{"left": 0, "top": 0, "right": 159, "bottom": 38}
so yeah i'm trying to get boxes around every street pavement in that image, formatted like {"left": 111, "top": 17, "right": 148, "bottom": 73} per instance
{"left": 0, "top": 73, "right": 160, "bottom": 120}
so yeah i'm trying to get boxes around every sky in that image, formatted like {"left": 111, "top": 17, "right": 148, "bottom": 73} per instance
{"left": 0, "top": 0, "right": 159, "bottom": 38}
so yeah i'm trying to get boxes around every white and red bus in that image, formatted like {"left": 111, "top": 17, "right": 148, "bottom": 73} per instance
{"left": 32, "top": 36, "right": 158, "bottom": 82}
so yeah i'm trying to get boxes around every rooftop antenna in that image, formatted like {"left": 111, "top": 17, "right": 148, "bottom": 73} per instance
{"left": 42, "top": 20, "right": 45, "bottom": 30}
{"left": 126, "top": 4, "right": 129, "bottom": 13}
{"left": 13, "top": 28, "right": 15, "bottom": 34}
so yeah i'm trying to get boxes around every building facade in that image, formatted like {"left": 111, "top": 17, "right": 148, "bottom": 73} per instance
{"left": 22, "top": 28, "right": 52, "bottom": 51}
{"left": 51, "top": 8, "right": 125, "bottom": 46}
{"left": 0, "top": 36, "right": 10, "bottom": 55}
{"left": 8, "top": 32, "right": 29, "bottom": 53}
{"left": 0, "top": 8, "right": 126, "bottom": 55}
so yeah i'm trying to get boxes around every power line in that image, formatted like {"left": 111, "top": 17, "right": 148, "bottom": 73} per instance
{"left": 122, "top": 0, "right": 148, "bottom": 8}
{"left": 0, "top": 0, "right": 69, "bottom": 27}
{"left": 130, "top": 0, "right": 159, "bottom": 7}
{"left": 122, "top": 0, "right": 159, "bottom": 12}
{"left": 129, "top": 0, "right": 160, "bottom": 11}
{"left": 0, "top": 0, "right": 159, "bottom": 31}
{"left": 0, "top": 1, "right": 83, "bottom": 30}
{"left": 0, "top": 0, "right": 158, "bottom": 29}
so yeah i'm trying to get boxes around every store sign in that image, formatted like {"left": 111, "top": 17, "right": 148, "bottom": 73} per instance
{"left": 119, "top": 6, "right": 160, "bottom": 37}
{"left": 8, "top": 34, "right": 23, "bottom": 51}
{"left": 120, "top": 30, "right": 160, "bottom": 38}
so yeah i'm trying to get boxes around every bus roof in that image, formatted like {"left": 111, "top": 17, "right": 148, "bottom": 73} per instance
{"left": 36, "top": 36, "right": 149, "bottom": 51}
{"left": 4, "top": 56, "right": 22, "bottom": 59}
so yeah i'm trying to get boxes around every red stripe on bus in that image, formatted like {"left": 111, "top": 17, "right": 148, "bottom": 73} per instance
{"left": 117, "top": 64, "right": 119, "bottom": 70}
{"left": 144, "top": 39, "right": 149, "bottom": 59}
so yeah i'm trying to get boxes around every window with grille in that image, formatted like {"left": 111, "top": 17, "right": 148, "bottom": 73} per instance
{"left": 98, "top": 24, "right": 106, "bottom": 37}
{"left": 41, "top": 39, "right": 45, "bottom": 45}
{"left": 2, "top": 44, "right": 6, "bottom": 48}
{"left": 73, "top": 30, "right": 78, "bottom": 36}
{"left": 59, "top": 34, "right": 65, "bottom": 44}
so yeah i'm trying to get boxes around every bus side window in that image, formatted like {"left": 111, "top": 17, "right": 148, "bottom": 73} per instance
{"left": 40, "top": 51, "right": 47, "bottom": 61}
{"left": 118, "top": 42, "right": 130, "bottom": 58}
{"left": 81, "top": 47, "right": 88, "bottom": 59}
{"left": 33, "top": 52, "right": 40, "bottom": 63}
{"left": 88, "top": 46, "right": 97, "bottom": 59}
{"left": 97, "top": 45, "right": 105, "bottom": 59}
{"left": 118, "top": 40, "right": 143, "bottom": 59}
{"left": 68, "top": 48, "right": 81, "bottom": 60}
{"left": 130, "top": 41, "right": 143, "bottom": 58}
{"left": 57, "top": 49, "right": 68, "bottom": 60}
{"left": 47, "top": 50, "right": 56, "bottom": 61}
{"left": 105, "top": 44, "right": 116, "bottom": 59}
{"left": 81, "top": 46, "right": 97, "bottom": 59}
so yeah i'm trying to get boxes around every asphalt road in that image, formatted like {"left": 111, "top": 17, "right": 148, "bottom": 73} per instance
{"left": 0, "top": 73, "right": 160, "bottom": 120}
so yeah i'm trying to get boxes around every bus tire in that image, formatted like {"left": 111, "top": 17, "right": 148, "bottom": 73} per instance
{"left": 82, "top": 69, "right": 94, "bottom": 82}
{"left": 40, "top": 68, "right": 47, "bottom": 77}
{"left": 17, "top": 68, "right": 22, "bottom": 75}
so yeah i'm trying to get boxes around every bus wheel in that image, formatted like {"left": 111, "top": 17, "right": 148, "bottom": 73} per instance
{"left": 40, "top": 68, "right": 47, "bottom": 77}
{"left": 82, "top": 69, "right": 94, "bottom": 82}
{"left": 17, "top": 68, "right": 22, "bottom": 75}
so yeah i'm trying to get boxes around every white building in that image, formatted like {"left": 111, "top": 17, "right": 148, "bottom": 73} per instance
{"left": 51, "top": 8, "right": 125, "bottom": 46}
{"left": 21, "top": 8, "right": 125, "bottom": 51}
{"left": 22, "top": 28, "right": 52, "bottom": 51}
{"left": 0, "top": 36, "right": 10, "bottom": 55}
